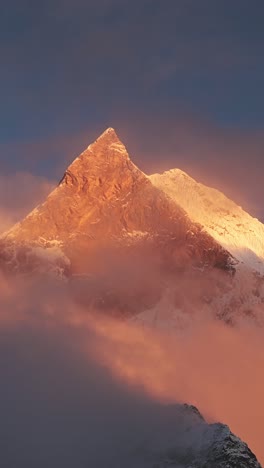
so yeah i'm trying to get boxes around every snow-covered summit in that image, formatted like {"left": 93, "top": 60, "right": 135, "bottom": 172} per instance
{"left": 150, "top": 169, "right": 264, "bottom": 274}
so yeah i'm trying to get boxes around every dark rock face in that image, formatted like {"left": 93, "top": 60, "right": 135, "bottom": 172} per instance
{"left": 122, "top": 404, "right": 262, "bottom": 468}
{"left": 153, "top": 405, "right": 261, "bottom": 468}
{"left": 202, "top": 426, "right": 261, "bottom": 468}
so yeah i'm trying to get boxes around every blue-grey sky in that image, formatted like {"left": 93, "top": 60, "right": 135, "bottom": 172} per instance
{"left": 1, "top": 0, "right": 264, "bottom": 218}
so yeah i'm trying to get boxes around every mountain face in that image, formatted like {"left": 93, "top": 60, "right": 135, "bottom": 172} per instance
{"left": 116, "top": 404, "right": 262, "bottom": 468}
{"left": 1, "top": 128, "right": 231, "bottom": 271}
{"left": 144, "top": 169, "right": 264, "bottom": 327}
{"left": 134, "top": 404, "right": 261, "bottom": 468}
{"left": 1, "top": 127, "right": 263, "bottom": 322}
{"left": 0, "top": 128, "right": 237, "bottom": 316}
{"left": 150, "top": 169, "right": 264, "bottom": 275}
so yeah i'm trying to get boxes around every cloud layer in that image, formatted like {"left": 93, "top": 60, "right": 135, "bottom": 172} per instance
{"left": 0, "top": 272, "right": 264, "bottom": 464}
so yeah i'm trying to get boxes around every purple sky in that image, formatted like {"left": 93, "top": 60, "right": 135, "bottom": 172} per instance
{"left": 1, "top": 0, "right": 264, "bottom": 219}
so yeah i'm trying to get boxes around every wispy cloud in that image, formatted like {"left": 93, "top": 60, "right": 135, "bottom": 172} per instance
{"left": 0, "top": 272, "right": 264, "bottom": 464}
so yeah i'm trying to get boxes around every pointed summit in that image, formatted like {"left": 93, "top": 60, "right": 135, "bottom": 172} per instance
{"left": 90, "top": 127, "right": 123, "bottom": 147}
{"left": 55, "top": 126, "right": 135, "bottom": 194}
{"left": 58, "top": 126, "right": 139, "bottom": 193}
{"left": 59, "top": 127, "right": 131, "bottom": 189}
{"left": 82, "top": 127, "right": 128, "bottom": 159}
{"left": 3, "top": 127, "right": 149, "bottom": 244}
{"left": 83, "top": 127, "right": 127, "bottom": 153}
{"left": 97, "top": 127, "right": 119, "bottom": 140}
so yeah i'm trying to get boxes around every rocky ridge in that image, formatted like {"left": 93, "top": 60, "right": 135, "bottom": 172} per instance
{"left": 127, "top": 404, "right": 261, "bottom": 468}
{"left": 150, "top": 169, "right": 264, "bottom": 275}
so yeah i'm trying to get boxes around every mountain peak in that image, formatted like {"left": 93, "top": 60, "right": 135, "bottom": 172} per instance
{"left": 98, "top": 126, "right": 118, "bottom": 139}
{"left": 72, "top": 127, "right": 130, "bottom": 167}
{"left": 88, "top": 127, "right": 120, "bottom": 147}
{"left": 57, "top": 127, "right": 131, "bottom": 189}
{"left": 150, "top": 168, "right": 264, "bottom": 274}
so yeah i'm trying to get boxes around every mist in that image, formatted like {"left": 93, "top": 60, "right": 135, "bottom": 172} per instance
{"left": 0, "top": 270, "right": 263, "bottom": 465}
{"left": 0, "top": 275, "right": 223, "bottom": 468}
{"left": 0, "top": 163, "right": 263, "bottom": 466}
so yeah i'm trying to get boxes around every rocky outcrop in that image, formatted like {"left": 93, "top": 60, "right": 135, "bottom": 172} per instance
{"left": 201, "top": 425, "right": 261, "bottom": 467}
{"left": 127, "top": 404, "right": 261, "bottom": 467}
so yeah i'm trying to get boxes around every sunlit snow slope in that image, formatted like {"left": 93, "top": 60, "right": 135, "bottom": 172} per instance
{"left": 150, "top": 169, "right": 264, "bottom": 274}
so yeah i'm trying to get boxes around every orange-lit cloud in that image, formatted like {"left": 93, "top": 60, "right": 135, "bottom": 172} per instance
{"left": 0, "top": 269, "right": 264, "bottom": 463}
{"left": 83, "top": 315, "right": 264, "bottom": 464}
